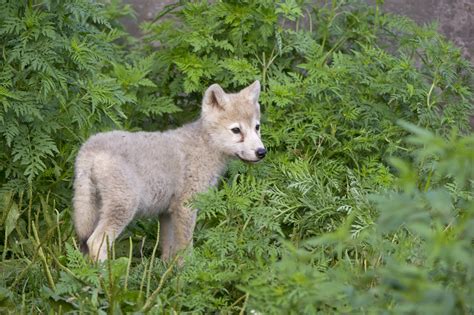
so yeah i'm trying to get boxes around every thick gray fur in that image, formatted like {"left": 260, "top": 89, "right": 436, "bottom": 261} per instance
{"left": 73, "top": 81, "right": 265, "bottom": 261}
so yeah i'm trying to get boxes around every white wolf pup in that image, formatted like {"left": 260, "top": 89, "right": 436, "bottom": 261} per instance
{"left": 73, "top": 81, "right": 266, "bottom": 262}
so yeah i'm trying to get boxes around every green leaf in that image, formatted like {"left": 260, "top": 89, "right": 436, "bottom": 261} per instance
{"left": 4, "top": 202, "right": 20, "bottom": 238}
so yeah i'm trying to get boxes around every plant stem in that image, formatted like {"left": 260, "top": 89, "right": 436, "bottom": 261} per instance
{"left": 124, "top": 237, "right": 133, "bottom": 290}
{"left": 239, "top": 293, "right": 249, "bottom": 315}
{"left": 141, "top": 256, "right": 178, "bottom": 312}
{"left": 146, "top": 225, "right": 161, "bottom": 298}
{"left": 427, "top": 79, "right": 437, "bottom": 109}
{"left": 152, "top": 0, "right": 186, "bottom": 24}
{"left": 32, "top": 222, "right": 56, "bottom": 290}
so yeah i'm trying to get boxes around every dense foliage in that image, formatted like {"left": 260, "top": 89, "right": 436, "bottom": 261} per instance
{"left": 0, "top": 0, "right": 473, "bottom": 313}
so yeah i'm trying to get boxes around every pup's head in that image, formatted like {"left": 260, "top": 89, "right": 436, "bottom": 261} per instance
{"left": 201, "top": 80, "right": 266, "bottom": 162}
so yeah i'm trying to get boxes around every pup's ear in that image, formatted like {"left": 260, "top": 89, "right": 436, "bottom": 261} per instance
{"left": 203, "top": 83, "right": 228, "bottom": 111}
{"left": 242, "top": 80, "right": 261, "bottom": 104}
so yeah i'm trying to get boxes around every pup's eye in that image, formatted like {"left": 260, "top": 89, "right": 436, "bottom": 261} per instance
{"left": 256, "top": 124, "right": 260, "bottom": 131}
{"left": 231, "top": 127, "right": 241, "bottom": 134}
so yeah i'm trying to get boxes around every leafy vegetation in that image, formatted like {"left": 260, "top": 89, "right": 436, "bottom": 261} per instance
{"left": 0, "top": 0, "right": 473, "bottom": 313}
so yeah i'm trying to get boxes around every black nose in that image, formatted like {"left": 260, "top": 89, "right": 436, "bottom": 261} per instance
{"left": 256, "top": 148, "right": 267, "bottom": 159}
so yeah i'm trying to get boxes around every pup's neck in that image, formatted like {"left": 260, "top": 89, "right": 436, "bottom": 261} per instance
{"left": 183, "top": 118, "right": 232, "bottom": 172}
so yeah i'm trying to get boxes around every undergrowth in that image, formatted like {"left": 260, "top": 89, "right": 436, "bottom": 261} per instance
{"left": 0, "top": 0, "right": 473, "bottom": 313}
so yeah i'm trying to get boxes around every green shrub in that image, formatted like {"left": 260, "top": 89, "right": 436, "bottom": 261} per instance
{"left": 0, "top": 0, "right": 472, "bottom": 313}
{"left": 246, "top": 124, "right": 474, "bottom": 314}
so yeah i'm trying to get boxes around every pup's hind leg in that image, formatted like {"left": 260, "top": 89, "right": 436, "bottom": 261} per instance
{"left": 87, "top": 198, "right": 138, "bottom": 261}
{"left": 86, "top": 155, "right": 140, "bottom": 261}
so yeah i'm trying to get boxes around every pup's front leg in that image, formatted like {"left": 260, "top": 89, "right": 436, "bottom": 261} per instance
{"left": 159, "top": 213, "right": 174, "bottom": 261}
{"left": 163, "top": 206, "right": 197, "bottom": 263}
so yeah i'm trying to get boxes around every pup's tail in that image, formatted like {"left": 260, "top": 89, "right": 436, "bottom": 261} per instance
{"left": 72, "top": 151, "right": 99, "bottom": 254}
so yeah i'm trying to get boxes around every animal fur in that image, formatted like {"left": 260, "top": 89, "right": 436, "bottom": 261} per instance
{"left": 73, "top": 81, "right": 266, "bottom": 261}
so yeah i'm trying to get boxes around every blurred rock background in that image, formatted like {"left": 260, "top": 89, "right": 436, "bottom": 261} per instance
{"left": 380, "top": 0, "right": 474, "bottom": 63}
{"left": 121, "top": 0, "right": 474, "bottom": 64}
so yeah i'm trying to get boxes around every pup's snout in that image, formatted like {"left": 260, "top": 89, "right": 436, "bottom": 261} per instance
{"left": 256, "top": 148, "right": 267, "bottom": 159}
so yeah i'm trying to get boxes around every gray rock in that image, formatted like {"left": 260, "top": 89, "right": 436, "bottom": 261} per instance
{"left": 380, "top": 0, "right": 474, "bottom": 63}
{"left": 121, "top": 0, "right": 474, "bottom": 63}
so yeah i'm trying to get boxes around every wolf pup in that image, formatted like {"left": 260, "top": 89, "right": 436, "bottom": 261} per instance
{"left": 73, "top": 81, "right": 266, "bottom": 262}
